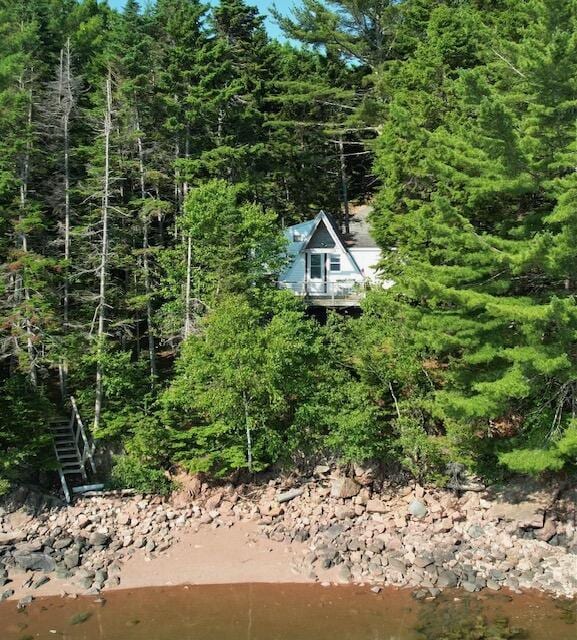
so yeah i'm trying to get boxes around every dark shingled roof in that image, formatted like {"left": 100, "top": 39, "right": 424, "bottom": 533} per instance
{"left": 323, "top": 205, "right": 378, "bottom": 249}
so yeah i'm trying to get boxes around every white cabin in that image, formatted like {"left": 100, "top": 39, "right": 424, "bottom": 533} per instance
{"left": 278, "top": 206, "right": 390, "bottom": 307}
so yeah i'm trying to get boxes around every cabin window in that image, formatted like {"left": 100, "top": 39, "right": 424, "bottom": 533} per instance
{"left": 293, "top": 231, "right": 304, "bottom": 242}
{"left": 330, "top": 254, "right": 341, "bottom": 272}
{"left": 310, "top": 254, "right": 322, "bottom": 279}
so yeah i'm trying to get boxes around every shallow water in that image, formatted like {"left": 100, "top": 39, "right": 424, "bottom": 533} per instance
{"left": 0, "top": 584, "right": 575, "bottom": 640}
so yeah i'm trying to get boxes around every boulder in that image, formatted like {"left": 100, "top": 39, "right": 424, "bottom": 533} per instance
{"left": 64, "top": 549, "right": 80, "bottom": 569}
{"left": 0, "top": 530, "right": 27, "bottom": 545}
{"left": 408, "top": 499, "right": 428, "bottom": 519}
{"left": 87, "top": 532, "right": 110, "bottom": 547}
{"left": 205, "top": 492, "right": 223, "bottom": 511}
{"left": 277, "top": 488, "right": 304, "bottom": 504}
{"left": 535, "top": 518, "right": 557, "bottom": 543}
{"left": 437, "top": 570, "right": 458, "bottom": 588}
{"left": 14, "top": 552, "right": 55, "bottom": 573}
{"left": 413, "top": 555, "right": 434, "bottom": 568}
{"left": 330, "top": 477, "right": 361, "bottom": 499}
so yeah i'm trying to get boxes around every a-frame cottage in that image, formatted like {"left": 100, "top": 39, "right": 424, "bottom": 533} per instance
{"left": 278, "top": 206, "right": 392, "bottom": 307}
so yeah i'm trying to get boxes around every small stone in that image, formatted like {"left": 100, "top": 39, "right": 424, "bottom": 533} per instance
{"left": 366, "top": 499, "right": 387, "bottom": 514}
{"left": 54, "top": 537, "right": 73, "bottom": 550}
{"left": 117, "top": 513, "right": 131, "bottom": 526}
{"left": 32, "top": 575, "right": 50, "bottom": 589}
{"left": 370, "top": 586, "right": 382, "bottom": 594}
{"left": 17, "top": 595, "right": 34, "bottom": 609}
{"left": 535, "top": 518, "right": 557, "bottom": 543}
{"left": 468, "top": 525, "right": 484, "bottom": 540}
{"left": 314, "top": 465, "right": 330, "bottom": 476}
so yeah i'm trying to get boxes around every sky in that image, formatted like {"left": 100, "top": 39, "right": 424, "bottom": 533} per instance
{"left": 107, "top": 0, "right": 293, "bottom": 41}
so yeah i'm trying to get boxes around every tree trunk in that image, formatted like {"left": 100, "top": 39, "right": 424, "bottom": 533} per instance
{"left": 242, "top": 391, "right": 253, "bottom": 472}
{"left": 18, "top": 72, "right": 37, "bottom": 388}
{"left": 338, "top": 137, "right": 350, "bottom": 235}
{"left": 184, "top": 234, "right": 192, "bottom": 338}
{"left": 93, "top": 73, "right": 113, "bottom": 433}
{"left": 59, "top": 39, "right": 73, "bottom": 400}
{"left": 135, "top": 103, "right": 156, "bottom": 385}
{"left": 174, "top": 139, "right": 180, "bottom": 240}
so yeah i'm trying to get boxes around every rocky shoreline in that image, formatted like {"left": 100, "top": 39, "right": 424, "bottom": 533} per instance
{"left": 1, "top": 469, "right": 576, "bottom": 605}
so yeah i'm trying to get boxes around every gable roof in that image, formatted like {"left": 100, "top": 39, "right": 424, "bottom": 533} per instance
{"left": 286, "top": 210, "right": 347, "bottom": 255}
{"left": 284, "top": 206, "right": 380, "bottom": 254}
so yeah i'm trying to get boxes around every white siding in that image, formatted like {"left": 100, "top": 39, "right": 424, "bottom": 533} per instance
{"left": 349, "top": 248, "right": 381, "bottom": 280}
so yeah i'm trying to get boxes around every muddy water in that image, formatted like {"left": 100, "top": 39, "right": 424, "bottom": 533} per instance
{"left": 0, "top": 584, "right": 575, "bottom": 640}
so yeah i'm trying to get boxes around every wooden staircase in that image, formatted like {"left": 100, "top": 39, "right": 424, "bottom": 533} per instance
{"left": 50, "top": 397, "right": 96, "bottom": 503}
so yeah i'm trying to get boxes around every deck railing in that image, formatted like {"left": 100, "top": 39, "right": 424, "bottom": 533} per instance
{"left": 277, "top": 279, "right": 366, "bottom": 302}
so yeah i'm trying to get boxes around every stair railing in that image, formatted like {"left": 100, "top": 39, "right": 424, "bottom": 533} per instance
{"left": 69, "top": 396, "right": 97, "bottom": 476}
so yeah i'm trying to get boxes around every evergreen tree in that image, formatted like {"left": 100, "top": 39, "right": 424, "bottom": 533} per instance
{"left": 372, "top": 0, "right": 577, "bottom": 475}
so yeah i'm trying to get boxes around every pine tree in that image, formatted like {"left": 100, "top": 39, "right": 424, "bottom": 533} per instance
{"left": 372, "top": 0, "right": 577, "bottom": 474}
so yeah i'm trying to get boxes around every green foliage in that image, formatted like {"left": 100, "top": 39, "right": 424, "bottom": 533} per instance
{"left": 111, "top": 454, "right": 172, "bottom": 495}
{"left": 181, "top": 179, "right": 286, "bottom": 300}
{"left": 163, "top": 293, "right": 322, "bottom": 475}
{"left": 5, "top": 0, "right": 577, "bottom": 496}
{"left": 370, "top": 0, "right": 577, "bottom": 477}
{"left": 0, "top": 375, "right": 52, "bottom": 487}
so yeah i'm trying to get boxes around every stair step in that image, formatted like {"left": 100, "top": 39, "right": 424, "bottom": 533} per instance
{"left": 58, "top": 454, "right": 80, "bottom": 462}
{"left": 62, "top": 469, "right": 83, "bottom": 476}
{"left": 55, "top": 446, "right": 78, "bottom": 453}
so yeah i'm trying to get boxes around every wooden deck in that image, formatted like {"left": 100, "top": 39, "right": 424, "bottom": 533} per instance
{"left": 278, "top": 281, "right": 365, "bottom": 307}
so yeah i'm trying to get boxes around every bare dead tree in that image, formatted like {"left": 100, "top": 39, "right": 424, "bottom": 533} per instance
{"left": 93, "top": 72, "right": 113, "bottom": 433}
{"left": 16, "top": 70, "right": 38, "bottom": 388}
{"left": 134, "top": 102, "right": 157, "bottom": 384}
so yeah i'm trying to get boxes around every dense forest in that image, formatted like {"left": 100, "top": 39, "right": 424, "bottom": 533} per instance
{"left": 2, "top": 0, "right": 577, "bottom": 496}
